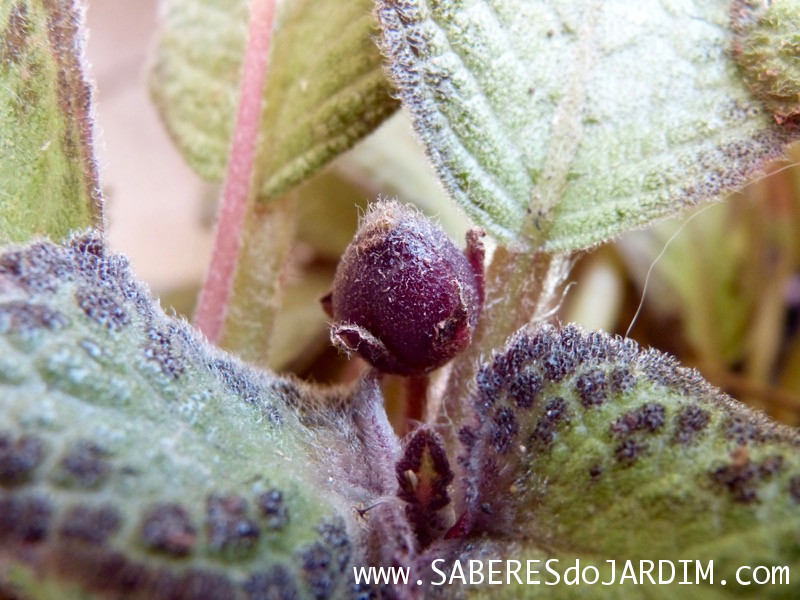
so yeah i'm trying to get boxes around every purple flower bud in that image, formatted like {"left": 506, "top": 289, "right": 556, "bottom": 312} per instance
{"left": 322, "top": 201, "right": 484, "bottom": 376}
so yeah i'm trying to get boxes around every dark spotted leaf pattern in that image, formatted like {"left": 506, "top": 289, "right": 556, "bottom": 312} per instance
{"left": 0, "top": 244, "right": 799, "bottom": 598}
{"left": 3, "top": 0, "right": 800, "bottom": 598}
{"left": 0, "top": 233, "right": 410, "bottom": 599}
{"left": 447, "top": 324, "right": 800, "bottom": 597}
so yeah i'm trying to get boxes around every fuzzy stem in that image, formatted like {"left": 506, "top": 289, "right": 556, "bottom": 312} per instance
{"left": 218, "top": 195, "right": 297, "bottom": 364}
{"left": 439, "top": 249, "right": 572, "bottom": 430}
{"left": 194, "top": 0, "right": 276, "bottom": 342}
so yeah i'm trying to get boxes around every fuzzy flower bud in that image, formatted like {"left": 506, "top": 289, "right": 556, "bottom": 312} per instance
{"left": 321, "top": 201, "right": 484, "bottom": 376}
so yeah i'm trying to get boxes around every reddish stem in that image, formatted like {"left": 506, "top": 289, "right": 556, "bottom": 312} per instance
{"left": 194, "top": 0, "right": 276, "bottom": 342}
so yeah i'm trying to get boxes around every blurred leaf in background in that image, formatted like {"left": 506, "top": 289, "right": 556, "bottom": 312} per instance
{"left": 613, "top": 147, "right": 800, "bottom": 426}
{"left": 0, "top": 0, "right": 102, "bottom": 243}
{"left": 150, "top": 0, "right": 398, "bottom": 201}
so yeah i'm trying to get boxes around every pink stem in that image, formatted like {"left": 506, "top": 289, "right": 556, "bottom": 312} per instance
{"left": 194, "top": 0, "right": 276, "bottom": 342}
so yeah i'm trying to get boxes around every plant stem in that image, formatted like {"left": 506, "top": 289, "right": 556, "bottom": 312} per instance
{"left": 194, "top": 0, "right": 276, "bottom": 343}
{"left": 432, "top": 4, "right": 594, "bottom": 431}
{"left": 219, "top": 195, "right": 297, "bottom": 365}
{"left": 438, "top": 248, "right": 572, "bottom": 430}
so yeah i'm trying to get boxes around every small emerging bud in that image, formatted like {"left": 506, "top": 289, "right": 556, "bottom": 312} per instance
{"left": 321, "top": 201, "right": 484, "bottom": 376}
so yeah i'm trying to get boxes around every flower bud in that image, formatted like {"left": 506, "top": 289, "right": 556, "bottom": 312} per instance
{"left": 322, "top": 201, "right": 484, "bottom": 375}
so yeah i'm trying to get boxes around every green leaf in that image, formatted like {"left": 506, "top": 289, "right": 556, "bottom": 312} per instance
{"left": 376, "top": 0, "right": 800, "bottom": 249}
{"left": 0, "top": 233, "right": 406, "bottom": 598}
{"left": 336, "top": 111, "right": 473, "bottom": 242}
{"left": 451, "top": 324, "right": 800, "bottom": 597}
{"left": 294, "top": 110, "right": 477, "bottom": 260}
{"left": 150, "top": 0, "right": 399, "bottom": 202}
{"left": 3, "top": 236, "right": 800, "bottom": 599}
{"left": 732, "top": 0, "right": 800, "bottom": 123}
{"left": 0, "top": 0, "right": 102, "bottom": 243}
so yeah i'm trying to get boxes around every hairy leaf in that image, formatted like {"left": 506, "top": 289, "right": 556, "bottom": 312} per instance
{"left": 396, "top": 427, "right": 454, "bottom": 548}
{"left": 0, "top": 0, "right": 102, "bottom": 243}
{"left": 377, "top": 0, "right": 800, "bottom": 249}
{"left": 150, "top": 0, "right": 399, "bottom": 202}
{"left": 448, "top": 324, "right": 800, "bottom": 597}
{"left": 0, "top": 233, "right": 410, "bottom": 599}
{"left": 732, "top": 0, "right": 800, "bottom": 123}
{"left": 336, "top": 111, "right": 473, "bottom": 242}
{"left": 2, "top": 235, "right": 799, "bottom": 598}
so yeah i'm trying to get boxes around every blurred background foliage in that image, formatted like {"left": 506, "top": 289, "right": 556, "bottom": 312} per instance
{"left": 566, "top": 144, "right": 800, "bottom": 427}
{"left": 92, "top": 0, "right": 800, "bottom": 428}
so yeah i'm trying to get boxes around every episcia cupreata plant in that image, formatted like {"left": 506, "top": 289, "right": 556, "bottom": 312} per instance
{"left": 2, "top": 0, "right": 800, "bottom": 598}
